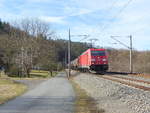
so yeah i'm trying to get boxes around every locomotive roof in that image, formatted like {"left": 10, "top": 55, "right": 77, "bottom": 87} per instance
{"left": 81, "top": 48, "right": 106, "bottom": 55}
{"left": 90, "top": 48, "right": 106, "bottom": 51}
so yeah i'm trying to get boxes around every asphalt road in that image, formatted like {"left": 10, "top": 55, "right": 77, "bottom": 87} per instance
{"left": 0, "top": 72, "right": 75, "bottom": 113}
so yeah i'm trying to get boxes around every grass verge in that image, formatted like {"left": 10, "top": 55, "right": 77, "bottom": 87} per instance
{"left": 70, "top": 79, "right": 105, "bottom": 113}
{"left": 10, "top": 70, "right": 58, "bottom": 80}
{"left": 0, "top": 79, "right": 27, "bottom": 105}
{"left": 30, "top": 70, "right": 58, "bottom": 78}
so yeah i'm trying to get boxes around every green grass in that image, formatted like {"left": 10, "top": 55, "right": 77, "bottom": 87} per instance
{"left": 0, "top": 79, "right": 27, "bottom": 104}
{"left": 9, "top": 70, "right": 57, "bottom": 80}
{"left": 70, "top": 79, "right": 105, "bottom": 113}
{"left": 30, "top": 70, "right": 58, "bottom": 78}
{"left": 1, "top": 70, "right": 58, "bottom": 79}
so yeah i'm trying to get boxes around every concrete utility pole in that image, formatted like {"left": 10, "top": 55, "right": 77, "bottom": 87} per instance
{"left": 129, "top": 35, "right": 133, "bottom": 74}
{"left": 68, "top": 29, "right": 71, "bottom": 78}
{"left": 67, "top": 29, "right": 90, "bottom": 78}
{"left": 110, "top": 35, "right": 133, "bottom": 74}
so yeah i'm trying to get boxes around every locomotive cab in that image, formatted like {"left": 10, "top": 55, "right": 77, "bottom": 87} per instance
{"left": 90, "top": 49, "right": 108, "bottom": 73}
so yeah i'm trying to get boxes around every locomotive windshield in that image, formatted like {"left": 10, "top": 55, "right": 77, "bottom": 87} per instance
{"left": 91, "top": 51, "right": 105, "bottom": 56}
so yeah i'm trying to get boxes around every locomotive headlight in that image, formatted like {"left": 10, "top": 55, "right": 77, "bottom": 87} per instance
{"left": 91, "top": 59, "right": 96, "bottom": 61}
{"left": 102, "top": 59, "right": 107, "bottom": 61}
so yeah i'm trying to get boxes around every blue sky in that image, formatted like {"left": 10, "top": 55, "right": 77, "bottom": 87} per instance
{"left": 0, "top": 0, "right": 150, "bottom": 50}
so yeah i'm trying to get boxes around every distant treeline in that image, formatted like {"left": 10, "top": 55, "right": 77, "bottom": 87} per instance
{"left": 0, "top": 18, "right": 90, "bottom": 77}
{"left": 107, "top": 48, "right": 150, "bottom": 73}
{"left": 0, "top": 19, "right": 149, "bottom": 77}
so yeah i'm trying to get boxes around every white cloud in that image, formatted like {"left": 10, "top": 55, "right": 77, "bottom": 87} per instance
{"left": 63, "top": 0, "right": 120, "bottom": 18}
{"left": 71, "top": 0, "right": 116, "bottom": 10}
{"left": 40, "top": 7, "right": 97, "bottom": 24}
{"left": 85, "top": 0, "right": 150, "bottom": 50}
{"left": 40, "top": 16, "right": 66, "bottom": 24}
{"left": 0, "top": 0, "right": 149, "bottom": 50}
{"left": 27, "top": 0, "right": 51, "bottom": 3}
{"left": 66, "top": 7, "right": 93, "bottom": 17}
{"left": 57, "top": 0, "right": 150, "bottom": 50}
{"left": 0, "top": 0, "right": 5, "bottom": 8}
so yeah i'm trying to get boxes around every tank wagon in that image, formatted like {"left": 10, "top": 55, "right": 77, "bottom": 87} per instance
{"left": 71, "top": 48, "right": 109, "bottom": 74}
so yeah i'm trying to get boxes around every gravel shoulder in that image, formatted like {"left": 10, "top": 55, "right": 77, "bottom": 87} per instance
{"left": 111, "top": 74, "right": 150, "bottom": 83}
{"left": 72, "top": 71, "right": 150, "bottom": 113}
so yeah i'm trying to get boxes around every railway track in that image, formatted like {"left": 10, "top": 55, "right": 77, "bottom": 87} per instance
{"left": 96, "top": 74, "right": 150, "bottom": 91}
{"left": 108, "top": 75, "right": 150, "bottom": 84}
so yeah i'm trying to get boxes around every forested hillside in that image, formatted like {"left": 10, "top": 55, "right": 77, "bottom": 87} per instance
{"left": 0, "top": 19, "right": 90, "bottom": 77}
{"left": 0, "top": 19, "right": 149, "bottom": 77}
{"left": 107, "top": 48, "right": 150, "bottom": 73}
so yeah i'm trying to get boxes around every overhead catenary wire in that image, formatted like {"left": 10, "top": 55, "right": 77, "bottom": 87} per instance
{"left": 69, "top": 0, "right": 134, "bottom": 48}
{"left": 90, "top": 0, "right": 119, "bottom": 47}
{"left": 73, "top": 0, "right": 119, "bottom": 42}
{"left": 90, "top": 0, "right": 118, "bottom": 32}
{"left": 95, "top": 0, "right": 134, "bottom": 47}
{"left": 100, "top": 0, "right": 134, "bottom": 32}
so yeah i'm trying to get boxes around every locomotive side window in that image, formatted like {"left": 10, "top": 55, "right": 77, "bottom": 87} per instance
{"left": 91, "top": 51, "right": 105, "bottom": 56}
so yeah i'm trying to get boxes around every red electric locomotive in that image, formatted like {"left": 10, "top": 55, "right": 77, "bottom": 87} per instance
{"left": 71, "top": 48, "right": 108, "bottom": 74}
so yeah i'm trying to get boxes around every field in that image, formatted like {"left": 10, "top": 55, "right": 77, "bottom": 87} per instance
{"left": 30, "top": 70, "right": 51, "bottom": 78}
{"left": 0, "top": 70, "right": 58, "bottom": 104}
{"left": 30, "top": 70, "right": 58, "bottom": 78}
{"left": 0, "top": 79, "right": 27, "bottom": 104}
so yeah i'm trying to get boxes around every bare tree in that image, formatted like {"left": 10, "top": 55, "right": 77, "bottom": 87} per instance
{"left": 10, "top": 18, "right": 56, "bottom": 77}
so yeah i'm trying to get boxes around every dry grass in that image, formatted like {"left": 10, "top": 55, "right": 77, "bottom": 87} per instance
{"left": 0, "top": 70, "right": 57, "bottom": 104}
{"left": 130, "top": 74, "right": 150, "bottom": 79}
{"left": 0, "top": 79, "right": 27, "bottom": 104}
{"left": 70, "top": 79, "right": 105, "bottom": 113}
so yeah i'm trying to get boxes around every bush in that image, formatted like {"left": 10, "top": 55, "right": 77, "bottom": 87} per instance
{"left": 7, "top": 65, "right": 21, "bottom": 77}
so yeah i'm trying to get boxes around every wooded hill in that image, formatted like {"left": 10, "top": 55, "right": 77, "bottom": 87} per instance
{"left": 0, "top": 19, "right": 149, "bottom": 77}
{"left": 0, "top": 19, "right": 90, "bottom": 77}
{"left": 108, "top": 48, "right": 150, "bottom": 74}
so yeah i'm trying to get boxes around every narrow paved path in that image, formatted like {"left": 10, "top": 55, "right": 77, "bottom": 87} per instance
{"left": 0, "top": 72, "right": 75, "bottom": 113}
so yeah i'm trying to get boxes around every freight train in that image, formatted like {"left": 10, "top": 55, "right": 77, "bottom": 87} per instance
{"left": 71, "top": 48, "right": 109, "bottom": 74}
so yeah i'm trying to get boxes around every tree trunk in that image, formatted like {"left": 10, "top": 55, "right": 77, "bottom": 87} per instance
{"left": 50, "top": 70, "right": 53, "bottom": 77}
{"left": 27, "top": 69, "right": 30, "bottom": 78}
